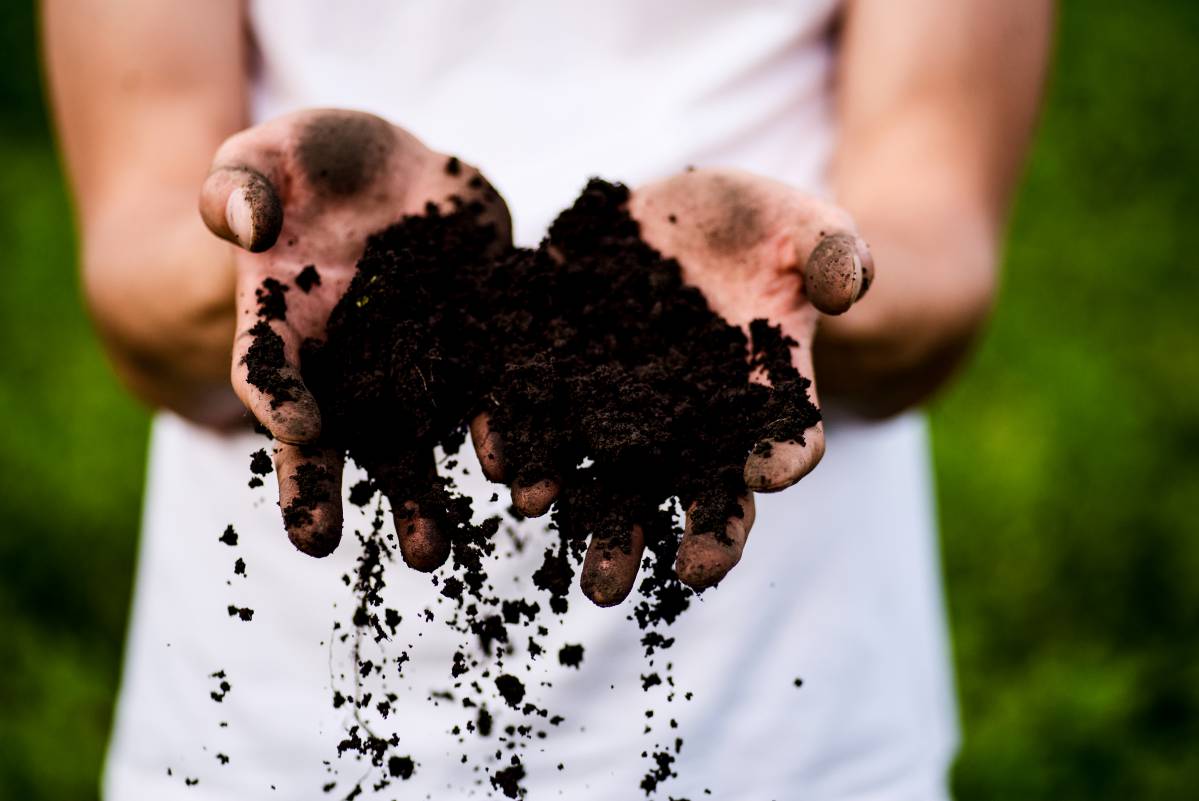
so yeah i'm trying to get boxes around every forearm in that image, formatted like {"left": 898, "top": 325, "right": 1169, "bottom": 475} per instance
{"left": 814, "top": 0, "right": 1052, "bottom": 418}
{"left": 83, "top": 192, "right": 242, "bottom": 426}
{"left": 43, "top": 0, "right": 248, "bottom": 425}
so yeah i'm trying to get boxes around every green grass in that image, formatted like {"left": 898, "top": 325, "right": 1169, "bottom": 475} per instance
{"left": 2, "top": 1, "right": 1198, "bottom": 798}
{"left": 931, "top": 2, "right": 1199, "bottom": 798}
{"left": 0, "top": 140, "right": 148, "bottom": 798}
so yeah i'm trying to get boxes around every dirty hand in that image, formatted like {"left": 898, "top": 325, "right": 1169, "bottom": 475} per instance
{"left": 199, "top": 109, "right": 510, "bottom": 562}
{"left": 472, "top": 168, "right": 873, "bottom": 602}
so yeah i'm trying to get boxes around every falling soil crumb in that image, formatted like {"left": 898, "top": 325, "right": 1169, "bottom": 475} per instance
{"left": 495, "top": 674, "right": 526, "bottom": 708}
{"left": 558, "top": 643, "right": 584, "bottom": 668}
{"left": 295, "top": 264, "right": 321, "bottom": 292}
{"left": 227, "top": 605, "right": 254, "bottom": 622}
{"left": 491, "top": 757, "right": 527, "bottom": 799}
{"left": 234, "top": 558, "right": 246, "bottom": 577}
{"left": 216, "top": 753, "right": 230, "bottom": 765}
{"left": 250, "top": 449, "right": 273, "bottom": 475}
{"left": 387, "top": 755, "right": 415, "bottom": 779}
{"left": 794, "top": 678, "right": 804, "bottom": 688}
{"left": 209, "top": 670, "right": 231, "bottom": 703}
{"left": 218, "top": 525, "right": 238, "bottom": 546}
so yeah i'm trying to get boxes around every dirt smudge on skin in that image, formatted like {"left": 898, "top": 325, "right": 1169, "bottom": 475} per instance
{"left": 296, "top": 113, "right": 394, "bottom": 197}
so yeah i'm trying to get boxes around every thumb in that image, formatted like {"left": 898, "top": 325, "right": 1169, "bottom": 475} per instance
{"left": 802, "top": 232, "right": 874, "bottom": 315}
{"left": 199, "top": 165, "right": 283, "bottom": 253}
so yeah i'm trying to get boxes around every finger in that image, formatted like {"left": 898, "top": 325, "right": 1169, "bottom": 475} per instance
{"left": 232, "top": 274, "right": 323, "bottom": 444}
{"left": 676, "top": 494, "right": 756, "bottom": 590}
{"left": 512, "top": 477, "right": 560, "bottom": 518}
{"left": 469, "top": 412, "right": 506, "bottom": 482}
{"left": 743, "top": 426, "right": 826, "bottom": 492}
{"left": 802, "top": 232, "right": 874, "bottom": 315}
{"left": 275, "top": 443, "right": 344, "bottom": 557}
{"left": 744, "top": 324, "right": 827, "bottom": 493}
{"left": 392, "top": 499, "right": 451, "bottom": 572}
{"left": 580, "top": 525, "right": 646, "bottom": 607}
{"left": 471, "top": 412, "right": 561, "bottom": 516}
{"left": 199, "top": 165, "right": 283, "bottom": 253}
{"left": 381, "top": 454, "right": 451, "bottom": 572}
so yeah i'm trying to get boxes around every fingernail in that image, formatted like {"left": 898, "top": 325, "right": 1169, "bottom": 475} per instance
{"left": 226, "top": 186, "right": 256, "bottom": 250}
{"left": 805, "top": 233, "right": 859, "bottom": 315}
{"left": 675, "top": 537, "right": 737, "bottom": 590}
{"left": 742, "top": 437, "right": 825, "bottom": 492}
{"left": 512, "top": 478, "right": 558, "bottom": 518}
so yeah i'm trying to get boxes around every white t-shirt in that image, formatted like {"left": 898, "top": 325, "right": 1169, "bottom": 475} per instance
{"left": 104, "top": 2, "right": 958, "bottom": 799}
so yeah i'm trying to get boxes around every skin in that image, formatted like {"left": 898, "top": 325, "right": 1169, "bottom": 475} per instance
{"left": 43, "top": 0, "right": 1052, "bottom": 603}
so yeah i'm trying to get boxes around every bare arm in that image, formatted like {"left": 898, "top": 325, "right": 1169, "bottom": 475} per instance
{"left": 817, "top": 0, "right": 1053, "bottom": 417}
{"left": 42, "top": 0, "right": 247, "bottom": 425}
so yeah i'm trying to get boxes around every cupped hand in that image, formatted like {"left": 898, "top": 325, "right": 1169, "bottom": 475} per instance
{"left": 199, "top": 109, "right": 511, "bottom": 564}
{"left": 480, "top": 168, "right": 872, "bottom": 604}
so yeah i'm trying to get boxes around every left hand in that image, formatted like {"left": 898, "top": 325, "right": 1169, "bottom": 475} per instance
{"left": 475, "top": 168, "right": 873, "bottom": 603}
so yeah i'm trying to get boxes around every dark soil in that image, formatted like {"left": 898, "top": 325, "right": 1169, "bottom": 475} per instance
{"left": 239, "top": 177, "right": 821, "bottom": 798}
{"left": 298, "top": 177, "right": 817, "bottom": 573}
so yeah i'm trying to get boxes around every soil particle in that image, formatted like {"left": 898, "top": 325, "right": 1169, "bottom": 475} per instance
{"left": 491, "top": 757, "right": 527, "bottom": 799}
{"left": 639, "top": 750, "right": 677, "bottom": 795}
{"left": 218, "top": 525, "right": 238, "bottom": 546}
{"left": 558, "top": 644, "right": 584, "bottom": 668}
{"left": 387, "top": 755, "right": 414, "bottom": 779}
{"left": 227, "top": 605, "right": 254, "bottom": 621}
{"left": 495, "top": 674, "right": 526, "bottom": 708}
{"left": 242, "top": 320, "right": 300, "bottom": 408}
{"left": 295, "top": 264, "right": 321, "bottom": 292}
{"left": 255, "top": 277, "right": 289, "bottom": 321}
{"left": 477, "top": 705, "right": 494, "bottom": 736}
{"left": 209, "top": 671, "right": 231, "bottom": 703}
{"left": 249, "top": 449, "right": 273, "bottom": 476}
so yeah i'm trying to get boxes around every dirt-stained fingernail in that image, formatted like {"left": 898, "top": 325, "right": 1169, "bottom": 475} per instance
{"left": 580, "top": 527, "right": 644, "bottom": 607}
{"left": 512, "top": 478, "right": 559, "bottom": 518}
{"left": 743, "top": 435, "right": 825, "bottom": 492}
{"left": 226, "top": 171, "right": 282, "bottom": 252}
{"left": 804, "top": 233, "right": 863, "bottom": 315}
{"left": 398, "top": 513, "right": 450, "bottom": 571}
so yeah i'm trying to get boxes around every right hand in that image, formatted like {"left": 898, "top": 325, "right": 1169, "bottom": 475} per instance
{"left": 199, "top": 109, "right": 511, "bottom": 564}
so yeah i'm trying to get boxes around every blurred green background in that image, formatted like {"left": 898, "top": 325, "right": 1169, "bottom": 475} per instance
{"left": 1, "top": 1, "right": 1196, "bottom": 798}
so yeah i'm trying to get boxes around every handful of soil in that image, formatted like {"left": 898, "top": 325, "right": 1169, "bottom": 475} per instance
{"left": 298, "top": 178, "right": 820, "bottom": 605}
{"left": 236, "top": 177, "right": 823, "bottom": 798}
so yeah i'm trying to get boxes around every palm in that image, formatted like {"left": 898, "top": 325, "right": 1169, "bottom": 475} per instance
{"left": 608, "top": 168, "right": 873, "bottom": 590}
{"left": 201, "top": 110, "right": 510, "bottom": 560}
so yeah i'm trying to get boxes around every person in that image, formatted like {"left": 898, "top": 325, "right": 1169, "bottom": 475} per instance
{"left": 43, "top": 1, "right": 1051, "bottom": 798}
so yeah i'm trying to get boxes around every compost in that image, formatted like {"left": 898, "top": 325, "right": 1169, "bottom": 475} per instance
{"left": 235, "top": 176, "right": 821, "bottom": 798}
